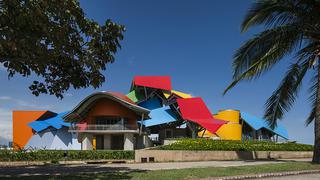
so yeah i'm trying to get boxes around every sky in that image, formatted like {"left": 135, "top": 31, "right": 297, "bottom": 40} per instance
{"left": 0, "top": 0, "right": 314, "bottom": 145}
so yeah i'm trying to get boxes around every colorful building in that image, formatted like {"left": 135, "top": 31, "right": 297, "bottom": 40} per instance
{"left": 12, "top": 76, "right": 288, "bottom": 150}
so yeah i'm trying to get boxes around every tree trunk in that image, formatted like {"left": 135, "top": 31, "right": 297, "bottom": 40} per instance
{"left": 313, "top": 64, "right": 320, "bottom": 163}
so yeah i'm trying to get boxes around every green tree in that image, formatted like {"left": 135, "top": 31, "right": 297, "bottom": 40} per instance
{"left": 224, "top": 0, "right": 320, "bottom": 163}
{"left": 0, "top": 0, "right": 125, "bottom": 98}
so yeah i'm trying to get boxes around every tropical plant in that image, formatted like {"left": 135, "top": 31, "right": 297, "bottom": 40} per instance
{"left": 0, "top": 0, "right": 125, "bottom": 98}
{"left": 224, "top": 0, "right": 320, "bottom": 163}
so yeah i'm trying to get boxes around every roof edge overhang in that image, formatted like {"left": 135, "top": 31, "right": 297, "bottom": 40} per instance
{"left": 63, "top": 92, "right": 150, "bottom": 122}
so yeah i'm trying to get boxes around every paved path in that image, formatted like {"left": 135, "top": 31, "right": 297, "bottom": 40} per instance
{"left": 0, "top": 158, "right": 312, "bottom": 177}
{"left": 252, "top": 173, "right": 320, "bottom": 180}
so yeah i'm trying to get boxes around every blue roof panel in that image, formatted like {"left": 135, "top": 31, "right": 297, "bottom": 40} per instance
{"left": 240, "top": 112, "right": 289, "bottom": 139}
{"left": 28, "top": 121, "right": 50, "bottom": 132}
{"left": 138, "top": 97, "right": 162, "bottom": 110}
{"left": 28, "top": 111, "right": 70, "bottom": 132}
{"left": 144, "top": 106, "right": 177, "bottom": 127}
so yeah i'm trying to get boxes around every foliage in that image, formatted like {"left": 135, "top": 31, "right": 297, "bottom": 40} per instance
{"left": 0, "top": 0, "right": 125, "bottom": 98}
{"left": 223, "top": 0, "right": 320, "bottom": 128}
{"left": 0, "top": 150, "right": 134, "bottom": 161}
{"left": 156, "top": 139, "right": 313, "bottom": 151}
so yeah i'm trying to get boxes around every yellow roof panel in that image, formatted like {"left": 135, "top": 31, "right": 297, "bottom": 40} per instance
{"left": 172, "top": 90, "right": 192, "bottom": 98}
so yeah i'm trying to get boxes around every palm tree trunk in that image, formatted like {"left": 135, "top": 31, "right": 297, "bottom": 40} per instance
{"left": 313, "top": 63, "right": 320, "bottom": 163}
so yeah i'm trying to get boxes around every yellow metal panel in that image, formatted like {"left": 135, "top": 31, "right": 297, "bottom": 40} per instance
{"left": 216, "top": 124, "right": 242, "bottom": 140}
{"left": 163, "top": 92, "right": 171, "bottom": 98}
{"left": 198, "top": 129, "right": 216, "bottom": 138}
{"left": 213, "top": 109, "right": 240, "bottom": 123}
{"left": 172, "top": 90, "right": 192, "bottom": 98}
{"left": 163, "top": 90, "right": 192, "bottom": 99}
{"left": 92, "top": 136, "right": 96, "bottom": 150}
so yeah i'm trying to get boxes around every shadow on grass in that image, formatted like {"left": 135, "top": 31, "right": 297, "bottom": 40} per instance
{"left": 0, "top": 164, "right": 146, "bottom": 180}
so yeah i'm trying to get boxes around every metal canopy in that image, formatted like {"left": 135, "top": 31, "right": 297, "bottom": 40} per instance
{"left": 144, "top": 106, "right": 178, "bottom": 127}
{"left": 177, "top": 97, "right": 227, "bottom": 134}
{"left": 133, "top": 76, "right": 172, "bottom": 91}
{"left": 240, "top": 112, "right": 289, "bottom": 139}
{"left": 28, "top": 112, "right": 71, "bottom": 132}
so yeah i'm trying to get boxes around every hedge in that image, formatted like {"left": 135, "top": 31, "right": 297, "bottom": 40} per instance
{"left": 156, "top": 139, "right": 313, "bottom": 151}
{"left": 0, "top": 150, "right": 134, "bottom": 161}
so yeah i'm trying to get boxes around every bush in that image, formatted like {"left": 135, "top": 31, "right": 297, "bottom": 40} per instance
{"left": 0, "top": 150, "right": 134, "bottom": 161}
{"left": 156, "top": 138, "right": 313, "bottom": 151}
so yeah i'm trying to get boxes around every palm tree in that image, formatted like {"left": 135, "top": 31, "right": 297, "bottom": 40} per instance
{"left": 224, "top": 0, "right": 320, "bottom": 163}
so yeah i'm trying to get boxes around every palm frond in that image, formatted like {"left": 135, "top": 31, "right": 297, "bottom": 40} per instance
{"left": 264, "top": 58, "right": 311, "bottom": 128}
{"left": 306, "top": 72, "right": 318, "bottom": 126}
{"left": 224, "top": 25, "right": 303, "bottom": 95}
{"left": 241, "top": 0, "right": 316, "bottom": 32}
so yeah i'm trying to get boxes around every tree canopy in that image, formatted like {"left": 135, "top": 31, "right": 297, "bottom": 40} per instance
{"left": 0, "top": 0, "right": 125, "bottom": 98}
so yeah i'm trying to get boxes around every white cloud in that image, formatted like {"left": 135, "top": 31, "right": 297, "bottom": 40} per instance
{"left": 0, "top": 96, "right": 52, "bottom": 109}
{"left": 0, "top": 63, "right": 6, "bottom": 71}
{"left": 0, "top": 96, "right": 12, "bottom": 100}
{"left": 65, "top": 93, "right": 73, "bottom": 97}
{"left": 0, "top": 108, "right": 12, "bottom": 144}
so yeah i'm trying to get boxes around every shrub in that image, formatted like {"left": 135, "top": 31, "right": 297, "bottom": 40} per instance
{"left": 156, "top": 138, "right": 313, "bottom": 151}
{"left": 0, "top": 150, "right": 134, "bottom": 161}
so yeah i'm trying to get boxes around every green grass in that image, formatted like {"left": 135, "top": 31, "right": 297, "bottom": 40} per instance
{"left": 156, "top": 139, "right": 314, "bottom": 151}
{"left": 2, "top": 162, "right": 320, "bottom": 180}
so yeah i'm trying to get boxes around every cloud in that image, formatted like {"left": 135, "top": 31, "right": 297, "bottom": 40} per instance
{"left": 0, "top": 108, "right": 12, "bottom": 145}
{"left": 0, "top": 96, "right": 52, "bottom": 109}
{"left": 0, "top": 63, "right": 6, "bottom": 71}
{"left": 64, "top": 93, "right": 73, "bottom": 97}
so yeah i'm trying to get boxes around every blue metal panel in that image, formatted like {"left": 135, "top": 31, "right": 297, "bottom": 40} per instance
{"left": 240, "top": 112, "right": 265, "bottom": 130}
{"left": 43, "top": 111, "right": 71, "bottom": 129}
{"left": 144, "top": 106, "right": 177, "bottom": 127}
{"left": 28, "top": 121, "right": 50, "bottom": 132}
{"left": 28, "top": 111, "right": 71, "bottom": 132}
{"left": 138, "top": 98, "right": 162, "bottom": 110}
{"left": 241, "top": 112, "right": 289, "bottom": 139}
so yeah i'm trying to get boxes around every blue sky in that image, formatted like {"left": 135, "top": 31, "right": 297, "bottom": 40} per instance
{"left": 0, "top": 0, "right": 314, "bottom": 144}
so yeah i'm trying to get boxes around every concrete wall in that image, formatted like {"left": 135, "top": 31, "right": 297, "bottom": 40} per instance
{"left": 124, "top": 133, "right": 134, "bottom": 150}
{"left": 135, "top": 150, "right": 313, "bottom": 162}
{"left": 82, "top": 134, "right": 93, "bottom": 150}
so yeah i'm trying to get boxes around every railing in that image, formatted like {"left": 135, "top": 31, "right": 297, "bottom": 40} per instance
{"left": 69, "top": 124, "right": 139, "bottom": 132}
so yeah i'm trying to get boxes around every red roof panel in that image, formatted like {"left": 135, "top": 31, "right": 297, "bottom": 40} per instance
{"left": 177, "top": 97, "right": 227, "bottom": 134}
{"left": 107, "top": 91, "right": 136, "bottom": 105}
{"left": 133, "top": 76, "right": 172, "bottom": 90}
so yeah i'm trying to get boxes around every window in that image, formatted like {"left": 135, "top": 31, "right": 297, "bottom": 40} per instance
{"left": 95, "top": 116, "right": 121, "bottom": 125}
{"left": 95, "top": 116, "right": 129, "bottom": 125}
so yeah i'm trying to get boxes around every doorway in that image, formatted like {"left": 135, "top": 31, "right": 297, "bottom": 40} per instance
{"left": 96, "top": 135, "right": 104, "bottom": 150}
{"left": 111, "top": 134, "right": 124, "bottom": 150}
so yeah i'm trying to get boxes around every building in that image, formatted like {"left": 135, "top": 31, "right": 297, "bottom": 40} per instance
{"left": 12, "top": 76, "right": 289, "bottom": 150}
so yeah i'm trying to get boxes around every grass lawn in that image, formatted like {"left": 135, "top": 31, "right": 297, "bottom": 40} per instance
{"left": 2, "top": 162, "right": 320, "bottom": 180}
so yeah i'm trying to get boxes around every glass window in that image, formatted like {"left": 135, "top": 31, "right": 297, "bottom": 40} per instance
{"left": 95, "top": 116, "right": 122, "bottom": 125}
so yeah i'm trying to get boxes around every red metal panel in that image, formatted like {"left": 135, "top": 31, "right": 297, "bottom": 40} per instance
{"left": 108, "top": 91, "right": 136, "bottom": 104}
{"left": 177, "top": 97, "right": 227, "bottom": 134}
{"left": 133, "top": 76, "right": 172, "bottom": 90}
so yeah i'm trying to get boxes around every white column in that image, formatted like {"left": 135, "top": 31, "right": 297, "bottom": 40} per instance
{"left": 104, "top": 134, "right": 111, "bottom": 149}
{"left": 124, "top": 133, "right": 134, "bottom": 150}
{"left": 82, "top": 134, "right": 93, "bottom": 150}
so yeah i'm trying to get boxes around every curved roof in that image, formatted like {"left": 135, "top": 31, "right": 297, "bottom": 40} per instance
{"left": 63, "top": 92, "right": 150, "bottom": 122}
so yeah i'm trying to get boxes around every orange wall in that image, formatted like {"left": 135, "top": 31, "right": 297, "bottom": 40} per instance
{"left": 82, "top": 98, "right": 139, "bottom": 127}
{"left": 13, "top": 111, "right": 47, "bottom": 150}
